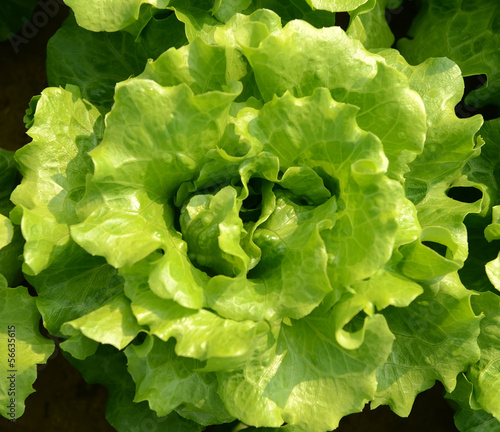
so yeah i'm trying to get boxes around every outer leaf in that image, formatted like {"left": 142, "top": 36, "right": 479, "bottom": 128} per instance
{"left": 0, "top": 150, "right": 23, "bottom": 286}
{"left": 60, "top": 333, "right": 99, "bottom": 361}
{"left": 241, "top": 0, "right": 336, "bottom": 28}
{"left": 0, "top": 216, "right": 13, "bottom": 259}
{"left": 459, "top": 214, "right": 499, "bottom": 293}
{"left": 347, "top": 0, "right": 399, "bottom": 49}
{"left": 218, "top": 313, "right": 394, "bottom": 431}
{"left": 373, "top": 272, "right": 481, "bottom": 416}
{"left": 172, "top": 4, "right": 220, "bottom": 44}
{"left": 447, "top": 374, "right": 500, "bottom": 432}
{"left": 61, "top": 293, "right": 142, "bottom": 351}
{"left": 212, "top": 0, "right": 252, "bottom": 22}
{"left": 64, "top": 0, "right": 171, "bottom": 32}
{"left": 216, "top": 333, "right": 285, "bottom": 428}
{"left": 0, "top": 278, "right": 55, "bottom": 420}
{"left": 65, "top": 345, "right": 204, "bottom": 432}
{"left": 266, "top": 314, "right": 393, "bottom": 431}
{"left": 465, "top": 119, "right": 500, "bottom": 210}
{"left": 242, "top": 428, "right": 302, "bottom": 432}
{"left": 0, "top": 149, "right": 18, "bottom": 217}
{"left": 486, "top": 254, "right": 500, "bottom": 292}
{"left": 28, "top": 241, "right": 124, "bottom": 337}
{"left": 332, "top": 268, "right": 423, "bottom": 350}
{"left": 138, "top": 36, "right": 247, "bottom": 98}
{"left": 457, "top": 120, "right": 500, "bottom": 292}
{"left": 305, "top": 0, "right": 369, "bottom": 12}
{"left": 485, "top": 205, "right": 500, "bottom": 292}
{"left": 125, "top": 336, "right": 234, "bottom": 424}
{"left": 398, "top": 0, "right": 500, "bottom": 109}
{"left": 148, "top": 240, "right": 208, "bottom": 310}
{"left": 233, "top": 14, "right": 426, "bottom": 180}
{"left": 0, "top": 219, "right": 23, "bottom": 288}
{"left": 377, "top": 49, "right": 484, "bottom": 264}
{"left": 47, "top": 12, "right": 187, "bottom": 107}
{"left": 466, "top": 120, "right": 500, "bottom": 291}
{"left": 122, "top": 255, "right": 271, "bottom": 369}
{"left": 11, "top": 85, "right": 104, "bottom": 275}
{"left": 466, "top": 291, "right": 500, "bottom": 420}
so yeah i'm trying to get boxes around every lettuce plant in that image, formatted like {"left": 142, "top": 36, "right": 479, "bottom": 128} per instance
{"left": 1, "top": 1, "right": 500, "bottom": 431}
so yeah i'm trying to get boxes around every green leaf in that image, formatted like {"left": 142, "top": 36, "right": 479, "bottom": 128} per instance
{"left": 373, "top": 272, "right": 481, "bottom": 416}
{"left": 484, "top": 206, "right": 500, "bottom": 292}
{"left": 0, "top": 149, "right": 18, "bottom": 217}
{"left": 377, "top": 49, "right": 484, "bottom": 264}
{"left": 0, "top": 214, "right": 13, "bottom": 251}
{"left": 0, "top": 225, "right": 24, "bottom": 288}
{"left": 305, "top": 0, "right": 369, "bottom": 12}
{"left": 462, "top": 119, "right": 500, "bottom": 291}
{"left": 138, "top": 36, "right": 246, "bottom": 98}
{"left": 0, "top": 149, "right": 23, "bottom": 286}
{"left": 398, "top": 0, "right": 500, "bottom": 109}
{"left": 47, "top": 12, "right": 187, "bottom": 108}
{"left": 61, "top": 293, "right": 142, "bottom": 351}
{"left": 122, "top": 256, "right": 271, "bottom": 369}
{"left": 242, "top": 0, "right": 336, "bottom": 28}
{"left": 64, "top": 0, "right": 171, "bottom": 32}
{"left": 347, "top": 0, "right": 397, "bottom": 49}
{"left": 125, "top": 336, "right": 234, "bottom": 424}
{"left": 234, "top": 14, "right": 426, "bottom": 181}
{"left": 217, "top": 347, "right": 285, "bottom": 428}
{"left": 212, "top": 0, "right": 252, "bottom": 22}
{"left": 0, "top": 277, "right": 55, "bottom": 420}
{"left": 65, "top": 345, "right": 204, "bottom": 432}
{"left": 148, "top": 241, "right": 207, "bottom": 310}
{"left": 60, "top": 333, "right": 99, "bottom": 361}
{"left": 28, "top": 241, "right": 124, "bottom": 337}
{"left": 446, "top": 374, "right": 500, "bottom": 432}
{"left": 71, "top": 79, "right": 241, "bottom": 268}
{"left": 171, "top": 3, "right": 220, "bottom": 44}
{"left": 269, "top": 314, "right": 392, "bottom": 431}
{"left": 11, "top": 85, "right": 104, "bottom": 275}
{"left": 332, "top": 268, "right": 423, "bottom": 349}
{"left": 464, "top": 119, "right": 500, "bottom": 211}
{"left": 180, "top": 186, "right": 250, "bottom": 277}
{"left": 459, "top": 214, "right": 498, "bottom": 293}
{"left": 466, "top": 291, "right": 500, "bottom": 420}
{"left": 218, "top": 313, "right": 394, "bottom": 431}
{"left": 206, "top": 188, "right": 335, "bottom": 322}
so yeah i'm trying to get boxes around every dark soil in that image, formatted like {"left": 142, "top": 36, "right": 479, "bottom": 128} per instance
{"left": 0, "top": 2, "right": 461, "bottom": 432}
{"left": 0, "top": 0, "right": 67, "bottom": 152}
{"left": 0, "top": 347, "right": 113, "bottom": 432}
